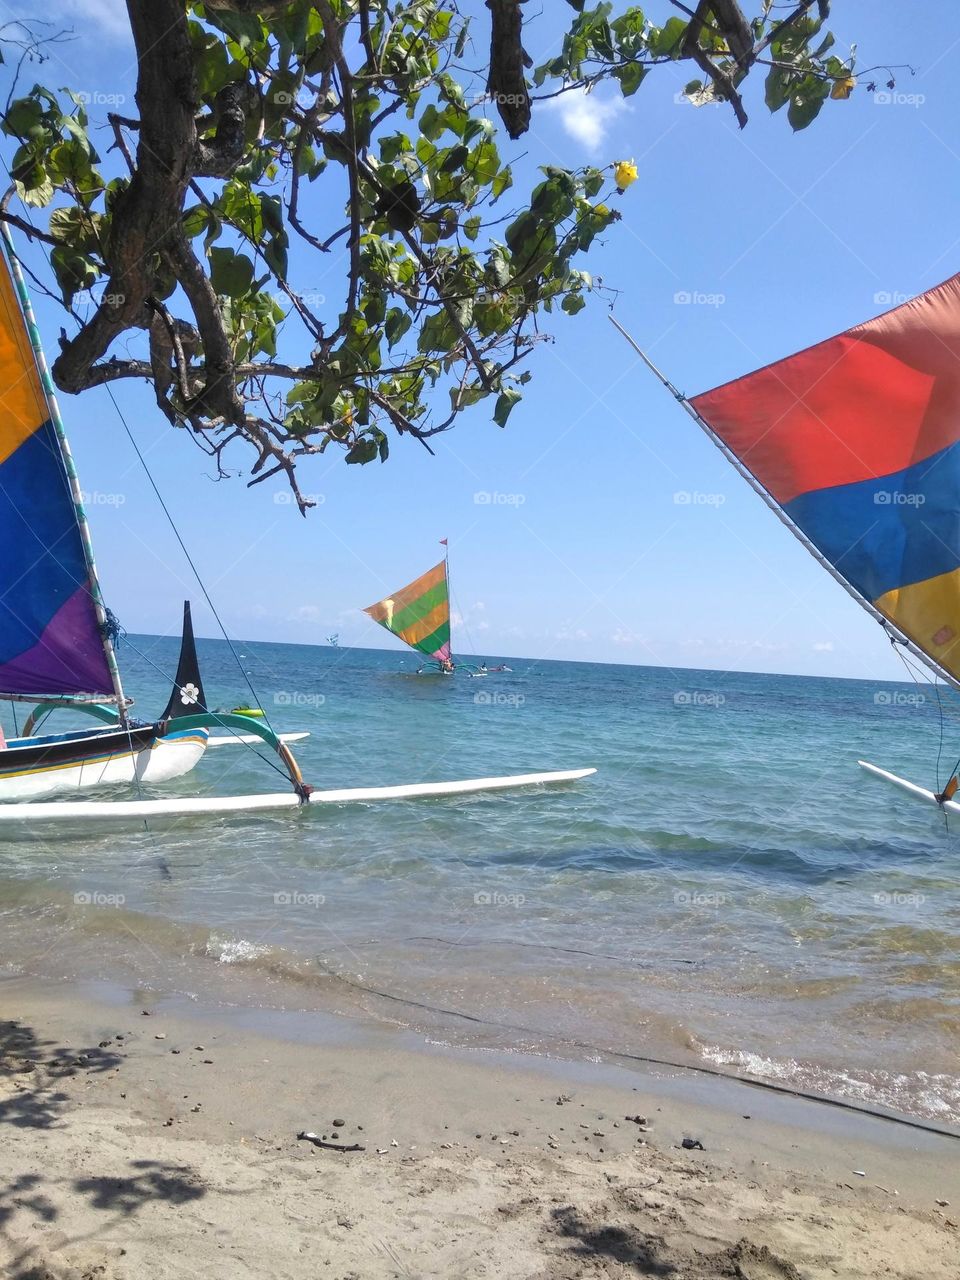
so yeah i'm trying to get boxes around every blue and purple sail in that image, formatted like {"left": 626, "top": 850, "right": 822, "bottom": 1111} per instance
{"left": 0, "top": 227, "right": 116, "bottom": 700}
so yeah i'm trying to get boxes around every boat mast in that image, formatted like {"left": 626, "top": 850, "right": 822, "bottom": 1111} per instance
{"left": 440, "top": 537, "right": 452, "bottom": 666}
{"left": 0, "top": 223, "right": 129, "bottom": 715}
{"left": 609, "top": 315, "right": 960, "bottom": 697}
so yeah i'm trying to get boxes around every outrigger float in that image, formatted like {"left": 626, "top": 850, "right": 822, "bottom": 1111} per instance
{"left": 614, "top": 269, "right": 960, "bottom": 817}
{"left": 0, "top": 225, "right": 594, "bottom": 829}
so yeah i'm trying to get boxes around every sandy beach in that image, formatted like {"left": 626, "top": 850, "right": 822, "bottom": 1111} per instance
{"left": 1, "top": 976, "right": 957, "bottom": 1280}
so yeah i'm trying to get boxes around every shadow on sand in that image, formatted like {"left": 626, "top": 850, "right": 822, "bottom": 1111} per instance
{"left": 0, "top": 1017, "right": 215, "bottom": 1279}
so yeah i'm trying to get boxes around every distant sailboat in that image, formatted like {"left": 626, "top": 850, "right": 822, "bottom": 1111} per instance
{"left": 612, "top": 276, "right": 960, "bottom": 815}
{"left": 363, "top": 547, "right": 455, "bottom": 674}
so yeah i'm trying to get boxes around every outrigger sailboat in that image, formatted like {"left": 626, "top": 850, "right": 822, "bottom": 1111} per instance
{"left": 0, "top": 228, "right": 592, "bottom": 827}
{"left": 0, "top": 222, "right": 307, "bottom": 805}
{"left": 363, "top": 547, "right": 457, "bottom": 673}
{"left": 363, "top": 544, "right": 512, "bottom": 675}
{"left": 612, "top": 273, "right": 960, "bottom": 816}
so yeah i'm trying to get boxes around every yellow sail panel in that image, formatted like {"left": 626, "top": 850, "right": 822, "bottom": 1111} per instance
{"left": 875, "top": 569, "right": 960, "bottom": 681}
{"left": 0, "top": 252, "right": 50, "bottom": 465}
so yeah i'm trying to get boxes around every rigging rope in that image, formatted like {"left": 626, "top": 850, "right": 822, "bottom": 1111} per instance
{"left": 101, "top": 385, "right": 302, "bottom": 793}
{"left": 99, "top": 606, "right": 125, "bottom": 649}
{"left": 105, "top": 384, "right": 269, "bottom": 722}
{"left": 888, "top": 634, "right": 956, "bottom": 825}
{"left": 448, "top": 570, "right": 480, "bottom": 666}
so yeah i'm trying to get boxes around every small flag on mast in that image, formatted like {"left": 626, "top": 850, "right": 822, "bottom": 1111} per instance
{"left": 439, "top": 538, "right": 448, "bottom": 546}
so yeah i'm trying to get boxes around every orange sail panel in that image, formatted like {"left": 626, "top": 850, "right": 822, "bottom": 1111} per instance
{"left": 364, "top": 560, "right": 452, "bottom": 663}
{"left": 689, "top": 275, "right": 960, "bottom": 682}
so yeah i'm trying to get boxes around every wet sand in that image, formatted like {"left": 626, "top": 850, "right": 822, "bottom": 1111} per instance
{"left": 1, "top": 975, "right": 957, "bottom": 1279}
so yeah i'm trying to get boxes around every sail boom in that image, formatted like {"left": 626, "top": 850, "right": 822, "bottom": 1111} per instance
{"left": 609, "top": 316, "right": 960, "bottom": 696}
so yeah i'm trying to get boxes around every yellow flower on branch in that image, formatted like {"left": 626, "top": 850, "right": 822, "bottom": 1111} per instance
{"left": 614, "top": 159, "right": 638, "bottom": 191}
{"left": 830, "top": 76, "right": 856, "bottom": 100}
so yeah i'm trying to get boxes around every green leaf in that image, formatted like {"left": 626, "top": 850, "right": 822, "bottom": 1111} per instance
{"left": 450, "top": 382, "right": 487, "bottom": 409}
{"left": 493, "top": 386, "right": 521, "bottom": 427}
{"left": 787, "top": 77, "right": 830, "bottom": 130}
{"left": 468, "top": 140, "right": 500, "bottom": 185}
{"left": 764, "top": 67, "right": 792, "bottom": 114}
{"left": 263, "top": 235, "right": 288, "bottom": 280}
{"left": 2, "top": 97, "right": 43, "bottom": 138}
{"left": 345, "top": 438, "right": 379, "bottom": 464}
{"left": 385, "top": 307, "right": 413, "bottom": 348}
{"left": 206, "top": 9, "right": 265, "bottom": 49}
{"left": 48, "top": 206, "right": 102, "bottom": 252}
{"left": 613, "top": 61, "right": 646, "bottom": 96}
{"left": 441, "top": 143, "right": 469, "bottom": 173}
{"left": 192, "top": 30, "right": 231, "bottom": 100}
{"left": 420, "top": 104, "right": 444, "bottom": 141}
{"left": 208, "top": 247, "right": 255, "bottom": 298}
{"left": 50, "top": 246, "right": 98, "bottom": 303}
{"left": 417, "top": 311, "right": 458, "bottom": 353}
{"left": 15, "top": 168, "right": 54, "bottom": 207}
{"left": 182, "top": 205, "right": 208, "bottom": 239}
{"left": 648, "top": 17, "right": 688, "bottom": 58}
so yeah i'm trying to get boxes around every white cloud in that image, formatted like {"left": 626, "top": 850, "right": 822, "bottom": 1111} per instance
{"left": 812, "top": 641, "right": 835, "bottom": 652}
{"left": 288, "top": 605, "right": 322, "bottom": 624}
{"left": 543, "top": 88, "right": 628, "bottom": 152}
{"left": 679, "top": 636, "right": 788, "bottom": 656}
{"left": 611, "top": 627, "right": 644, "bottom": 647}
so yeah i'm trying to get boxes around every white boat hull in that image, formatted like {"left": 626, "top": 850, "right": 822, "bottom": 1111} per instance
{"left": 0, "top": 730, "right": 209, "bottom": 802}
{"left": 858, "top": 760, "right": 960, "bottom": 814}
{"left": 0, "top": 766, "right": 596, "bottom": 829}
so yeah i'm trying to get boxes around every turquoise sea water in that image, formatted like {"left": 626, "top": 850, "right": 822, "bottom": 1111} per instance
{"left": 1, "top": 637, "right": 958, "bottom": 1124}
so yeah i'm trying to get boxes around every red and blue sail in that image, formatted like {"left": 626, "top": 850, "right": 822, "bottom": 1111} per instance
{"left": 690, "top": 276, "right": 960, "bottom": 682}
{"left": 0, "top": 239, "right": 113, "bottom": 698}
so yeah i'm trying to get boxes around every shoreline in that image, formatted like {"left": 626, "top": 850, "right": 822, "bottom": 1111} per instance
{"left": 2, "top": 974, "right": 957, "bottom": 1279}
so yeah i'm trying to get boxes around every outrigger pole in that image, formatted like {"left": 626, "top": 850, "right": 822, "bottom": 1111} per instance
{"left": 609, "top": 314, "right": 960, "bottom": 698}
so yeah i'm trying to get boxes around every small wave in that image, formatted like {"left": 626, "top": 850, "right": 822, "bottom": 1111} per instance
{"left": 206, "top": 936, "right": 270, "bottom": 966}
{"left": 695, "top": 1040, "right": 960, "bottom": 1125}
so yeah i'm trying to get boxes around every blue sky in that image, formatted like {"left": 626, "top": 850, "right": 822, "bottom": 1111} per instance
{"left": 2, "top": 0, "right": 958, "bottom": 681}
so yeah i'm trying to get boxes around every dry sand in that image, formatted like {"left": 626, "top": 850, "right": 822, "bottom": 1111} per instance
{"left": 0, "top": 976, "right": 957, "bottom": 1279}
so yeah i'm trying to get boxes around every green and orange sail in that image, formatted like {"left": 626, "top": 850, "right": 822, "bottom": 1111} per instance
{"left": 364, "top": 558, "right": 452, "bottom": 665}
